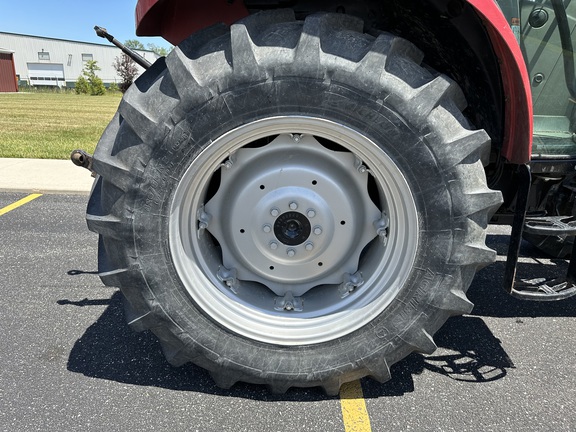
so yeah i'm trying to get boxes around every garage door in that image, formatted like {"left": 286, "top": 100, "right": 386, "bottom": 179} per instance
{"left": 0, "top": 52, "right": 17, "bottom": 92}
{"left": 27, "top": 63, "right": 65, "bottom": 86}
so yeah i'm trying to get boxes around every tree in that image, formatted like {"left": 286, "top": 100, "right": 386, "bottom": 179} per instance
{"left": 125, "top": 39, "right": 173, "bottom": 57}
{"left": 113, "top": 53, "right": 138, "bottom": 93}
{"left": 124, "top": 39, "right": 145, "bottom": 50}
{"left": 146, "top": 43, "right": 172, "bottom": 57}
{"left": 75, "top": 60, "right": 106, "bottom": 96}
{"left": 74, "top": 76, "right": 90, "bottom": 95}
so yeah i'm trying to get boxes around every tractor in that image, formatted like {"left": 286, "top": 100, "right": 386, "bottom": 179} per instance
{"left": 73, "top": 0, "right": 576, "bottom": 394}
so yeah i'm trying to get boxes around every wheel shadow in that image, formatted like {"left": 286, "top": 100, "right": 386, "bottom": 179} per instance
{"left": 63, "top": 291, "right": 514, "bottom": 400}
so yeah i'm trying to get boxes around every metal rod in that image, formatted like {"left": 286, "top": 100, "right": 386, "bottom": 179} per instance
{"left": 94, "top": 26, "right": 152, "bottom": 70}
{"left": 503, "top": 163, "right": 531, "bottom": 293}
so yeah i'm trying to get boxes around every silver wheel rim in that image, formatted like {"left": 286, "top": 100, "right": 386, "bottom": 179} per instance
{"left": 169, "top": 116, "right": 418, "bottom": 345}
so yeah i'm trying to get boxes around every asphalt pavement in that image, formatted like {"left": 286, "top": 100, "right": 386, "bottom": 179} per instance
{"left": 1, "top": 165, "right": 576, "bottom": 431}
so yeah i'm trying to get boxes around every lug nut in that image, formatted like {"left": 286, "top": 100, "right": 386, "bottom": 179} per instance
{"left": 287, "top": 249, "right": 296, "bottom": 257}
{"left": 307, "top": 209, "right": 316, "bottom": 218}
{"left": 270, "top": 241, "right": 278, "bottom": 250}
{"left": 270, "top": 208, "right": 280, "bottom": 217}
{"left": 313, "top": 226, "right": 323, "bottom": 235}
{"left": 305, "top": 242, "right": 314, "bottom": 251}
{"left": 263, "top": 224, "right": 272, "bottom": 233}
{"left": 289, "top": 202, "right": 298, "bottom": 210}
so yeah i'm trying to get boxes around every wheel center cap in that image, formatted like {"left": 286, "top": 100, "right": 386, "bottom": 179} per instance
{"left": 274, "top": 212, "right": 311, "bottom": 246}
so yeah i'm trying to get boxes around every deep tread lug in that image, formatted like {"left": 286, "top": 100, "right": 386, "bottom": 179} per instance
{"left": 402, "top": 329, "right": 437, "bottom": 355}
{"left": 396, "top": 76, "right": 462, "bottom": 128}
{"left": 86, "top": 214, "right": 128, "bottom": 240}
{"left": 430, "top": 287, "right": 474, "bottom": 316}
{"left": 266, "top": 382, "right": 293, "bottom": 394}
{"left": 91, "top": 159, "right": 135, "bottom": 192}
{"left": 122, "top": 295, "right": 154, "bottom": 332}
{"left": 166, "top": 47, "right": 214, "bottom": 104}
{"left": 386, "top": 36, "right": 424, "bottom": 65}
{"left": 322, "top": 380, "right": 343, "bottom": 397}
{"left": 160, "top": 344, "right": 188, "bottom": 367}
{"left": 295, "top": 13, "right": 364, "bottom": 74}
{"left": 210, "top": 371, "right": 240, "bottom": 390}
{"left": 452, "top": 189, "right": 504, "bottom": 218}
{"left": 450, "top": 243, "right": 497, "bottom": 267}
{"left": 362, "top": 358, "right": 392, "bottom": 383}
{"left": 430, "top": 129, "right": 491, "bottom": 168}
{"left": 118, "top": 99, "right": 168, "bottom": 144}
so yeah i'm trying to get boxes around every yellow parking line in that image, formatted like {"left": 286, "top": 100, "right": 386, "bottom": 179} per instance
{"left": 0, "top": 193, "right": 42, "bottom": 216}
{"left": 340, "top": 380, "right": 372, "bottom": 432}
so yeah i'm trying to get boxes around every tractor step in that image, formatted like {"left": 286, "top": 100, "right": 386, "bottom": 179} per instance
{"left": 511, "top": 277, "right": 576, "bottom": 301}
{"left": 524, "top": 215, "right": 576, "bottom": 236}
{"left": 504, "top": 164, "right": 576, "bottom": 301}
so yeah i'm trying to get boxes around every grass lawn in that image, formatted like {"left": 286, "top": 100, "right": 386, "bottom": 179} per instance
{"left": 0, "top": 92, "right": 121, "bottom": 159}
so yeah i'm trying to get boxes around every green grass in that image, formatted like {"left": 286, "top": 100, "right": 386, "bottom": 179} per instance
{"left": 0, "top": 92, "right": 122, "bottom": 159}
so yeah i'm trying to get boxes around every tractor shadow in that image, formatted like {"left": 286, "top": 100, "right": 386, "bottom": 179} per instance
{"left": 63, "top": 233, "right": 576, "bottom": 399}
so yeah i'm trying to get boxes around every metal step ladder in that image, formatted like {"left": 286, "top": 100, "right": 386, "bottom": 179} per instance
{"left": 504, "top": 164, "right": 576, "bottom": 300}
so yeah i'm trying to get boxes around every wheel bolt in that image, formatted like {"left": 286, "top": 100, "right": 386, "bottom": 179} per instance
{"left": 313, "top": 226, "right": 323, "bottom": 235}
{"left": 305, "top": 242, "right": 314, "bottom": 251}
{"left": 307, "top": 209, "right": 316, "bottom": 218}
{"left": 263, "top": 224, "right": 272, "bottom": 233}
{"left": 270, "top": 208, "right": 280, "bottom": 217}
{"left": 287, "top": 249, "right": 296, "bottom": 257}
{"left": 289, "top": 202, "right": 298, "bottom": 210}
{"left": 270, "top": 241, "right": 278, "bottom": 250}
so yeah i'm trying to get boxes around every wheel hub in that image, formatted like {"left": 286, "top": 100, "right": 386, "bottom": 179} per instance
{"left": 203, "top": 134, "right": 382, "bottom": 297}
{"left": 274, "top": 211, "right": 310, "bottom": 246}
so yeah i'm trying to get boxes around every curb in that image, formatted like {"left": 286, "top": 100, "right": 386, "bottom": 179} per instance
{"left": 0, "top": 158, "right": 94, "bottom": 195}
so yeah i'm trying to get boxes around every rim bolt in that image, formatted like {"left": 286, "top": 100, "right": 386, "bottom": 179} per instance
{"left": 289, "top": 202, "right": 298, "bottom": 210}
{"left": 313, "top": 226, "right": 323, "bottom": 235}
{"left": 287, "top": 249, "right": 296, "bottom": 258}
{"left": 305, "top": 242, "right": 314, "bottom": 251}
{"left": 307, "top": 209, "right": 316, "bottom": 218}
{"left": 263, "top": 224, "right": 272, "bottom": 233}
{"left": 270, "top": 241, "right": 278, "bottom": 250}
{"left": 270, "top": 208, "right": 280, "bottom": 217}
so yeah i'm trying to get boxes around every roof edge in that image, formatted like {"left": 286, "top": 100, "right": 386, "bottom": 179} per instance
{"left": 0, "top": 31, "right": 157, "bottom": 54}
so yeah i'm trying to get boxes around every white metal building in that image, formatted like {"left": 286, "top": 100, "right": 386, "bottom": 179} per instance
{"left": 0, "top": 32, "right": 159, "bottom": 89}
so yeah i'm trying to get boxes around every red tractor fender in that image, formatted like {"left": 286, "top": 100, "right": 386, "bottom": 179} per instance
{"left": 467, "top": 0, "right": 532, "bottom": 164}
{"left": 136, "top": 0, "right": 249, "bottom": 46}
{"left": 135, "top": 0, "right": 532, "bottom": 164}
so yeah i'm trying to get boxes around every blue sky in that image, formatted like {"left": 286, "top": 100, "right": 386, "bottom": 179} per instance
{"left": 0, "top": 0, "right": 172, "bottom": 49}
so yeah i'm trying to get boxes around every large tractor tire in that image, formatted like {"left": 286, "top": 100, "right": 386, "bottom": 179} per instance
{"left": 87, "top": 10, "right": 502, "bottom": 394}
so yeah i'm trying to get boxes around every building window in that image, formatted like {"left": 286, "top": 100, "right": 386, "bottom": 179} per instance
{"left": 38, "top": 51, "right": 50, "bottom": 61}
{"left": 82, "top": 53, "right": 93, "bottom": 62}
